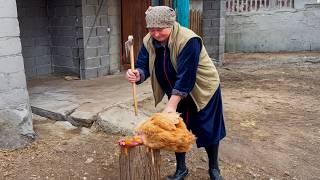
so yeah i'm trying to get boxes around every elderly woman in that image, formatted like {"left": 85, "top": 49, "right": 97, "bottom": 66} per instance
{"left": 126, "top": 6, "right": 226, "bottom": 180}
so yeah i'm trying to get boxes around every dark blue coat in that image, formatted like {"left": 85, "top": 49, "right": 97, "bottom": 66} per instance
{"left": 136, "top": 38, "right": 226, "bottom": 147}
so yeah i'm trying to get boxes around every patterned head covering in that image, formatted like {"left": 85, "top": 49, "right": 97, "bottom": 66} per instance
{"left": 145, "top": 6, "right": 176, "bottom": 28}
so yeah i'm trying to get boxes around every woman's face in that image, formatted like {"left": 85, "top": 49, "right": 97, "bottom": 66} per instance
{"left": 148, "top": 27, "right": 172, "bottom": 42}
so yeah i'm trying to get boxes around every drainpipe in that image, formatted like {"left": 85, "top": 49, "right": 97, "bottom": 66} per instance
{"left": 173, "top": 0, "right": 189, "bottom": 28}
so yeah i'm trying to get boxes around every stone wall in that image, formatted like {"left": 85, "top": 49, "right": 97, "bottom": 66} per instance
{"left": 48, "top": 0, "right": 83, "bottom": 75}
{"left": 81, "top": 0, "right": 121, "bottom": 79}
{"left": 225, "top": 1, "right": 320, "bottom": 52}
{"left": 0, "top": 0, "right": 35, "bottom": 149}
{"left": 17, "top": 0, "right": 52, "bottom": 79}
{"left": 202, "top": 0, "right": 226, "bottom": 63}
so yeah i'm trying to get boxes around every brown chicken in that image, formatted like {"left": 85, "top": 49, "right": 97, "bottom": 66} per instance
{"left": 135, "top": 112, "right": 196, "bottom": 152}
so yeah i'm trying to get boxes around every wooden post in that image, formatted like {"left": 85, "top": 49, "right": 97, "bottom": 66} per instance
{"left": 119, "top": 146, "right": 161, "bottom": 180}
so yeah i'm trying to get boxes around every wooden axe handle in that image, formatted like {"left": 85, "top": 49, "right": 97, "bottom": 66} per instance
{"left": 128, "top": 36, "right": 138, "bottom": 116}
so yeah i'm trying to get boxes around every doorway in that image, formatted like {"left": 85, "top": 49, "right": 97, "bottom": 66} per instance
{"left": 120, "top": 0, "right": 151, "bottom": 70}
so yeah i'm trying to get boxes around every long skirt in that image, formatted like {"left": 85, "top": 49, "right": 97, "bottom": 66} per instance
{"left": 177, "top": 86, "right": 226, "bottom": 147}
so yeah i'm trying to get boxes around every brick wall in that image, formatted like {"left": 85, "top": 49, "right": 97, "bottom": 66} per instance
{"left": 48, "top": 0, "right": 83, "bottom": 76}
{"left": 0, "top": 0, "right": 34, "bottom": 149}
{"left": 202, "top": 0, "right": 226, "bottom": 63}
{"left": 17, "top": 0, "right": 52, "bottom": 79}
{"left": 81, "top": 0, "right": 121, "bottom": 79}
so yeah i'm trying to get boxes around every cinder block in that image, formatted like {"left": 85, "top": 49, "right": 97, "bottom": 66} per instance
{"left": 100, "top": 36, "right": 109, "bottom": 48}
{"left": 35, "top": 37, "right": 50, "bottom": 46}
{"left": 108, "top": 6, "right": 120, "bottom": 16}
{"left": 106, "top": 0, "right": 120, "bottom": 7}
{"left": 36, "top": 64, "right": 52, "bottom": 76}
{"left": 75, "top": 17, "right": 83, "bottom": 27}
{"left": 110, "top": 23, "right": 120, "bottom": 35}
{"left": 202, "top": 27, "right": 220, "bottom": 36}
{"left": 98, "top": 47, "right": 108, "bottom": 56}
{"left": 68, "top": 6, "right": 78, "bottom": 16}
{"left": 87, "top": 37, "right": 100, "bottom": 47}
{"left": 108, "top": 15, "right": 119, "bottom": 27}
{"left": 7, "top": 71, "right": 27, "bottom": 90}
{"left": 55, "top": 7, "right": 69, "bottom": 17}
{"left": 203, "top": 10, "right": 221, "bottom": 19}
{"left": 0, "top": 73, "right": 9, "bottom": 92}
{"left": 0, "top": 89, "right": 29, "bottom": 108}
{"left": 97, "top": 27, "right": 107, "bottom": 36}
{"left": 52, "top": 47, "right": 73, "bottom": 57}
{"left": 76, "top": 6, "right": 83, "bottom": 16}
{"left": 0, "top": 19, "right": 20, "bottom": 37}
{"left": 211, "top": 0, "right": 222, "bottom": 10}
{"left": 79, "top": 48, "right": 84, "bottom": 58}
{"left": 86, "top": 0, "right": 99, "bottom": 6}
{"left": 84, "top": 5, "right": 96, "bottom": 16}
{"left": 99, "top": 5, "right": 108, "bottom": 15}
{"left": 100, "top": 16, "right": 109, "bottom": 26}
{"left": 85, "top": 16, "right": 99, "bottom": 27}
{"left": 84, "top": 47, "right": 97, "bottom": 58}
{"left": 98, "top": 66, "right": 108, "bottom": 76}
{"left": 52, "top": 55, "right": 75, "bottom": 67}
{"left": 84, "top": 27, "right": 97, "bottom": 37}
{"left": 0, "top": 0, "right": 18, "bottom": 18}
{"left": 33, "top": 46, "right": 51, "bottom": 57}
{"left": 85, "top": 57, "right": 100, "bottom": 68}
{"left": 77, "top": 38, "right": 84, "bottom": 47}
{"left": 211, "top": 18, "right": 222, "bottom": 27}
{"left": 75, "top": 0, "right": 82, "bottom": 6}
{"left": 76, "top": 27, "right": 84, "bottom": 37}
{"left": 0, "top": 55, "right": 24, "bottom": 74}
{"left": 100, "top": 55, "right": 110, "bottom": 66}
{"left": 109, "top": 36, "right": 120, "bottom": 54}
{"left": 0, "top": 37, "right": 22, "bottom": 57}
{"left": 84, "top": 67, "right": 98, "bottom": 79}
{"left": 35, "top": 55, "right": 51, "bottom": 66}
{"left": 51, "top": 37, "right": 77, "bottom": 47}
{"left": 53, "top": 66, "right": 78, "bottom": 75}
{"left": 49, "top": 26, "right": 76, "bottom": 37}
{"left": 72, "top": 48, "right": 80, "bottom": 58}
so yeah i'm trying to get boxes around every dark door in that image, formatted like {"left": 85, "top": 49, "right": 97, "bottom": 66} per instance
{"left": 121, "top": 0, "right": 151, "bottom": 70}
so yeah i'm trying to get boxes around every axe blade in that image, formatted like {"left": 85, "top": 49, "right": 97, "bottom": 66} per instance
{"left": 125, "top": 35, "right": 134, "bottom": 59}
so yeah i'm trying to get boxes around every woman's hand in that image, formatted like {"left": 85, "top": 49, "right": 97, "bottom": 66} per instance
{"left": 126, "top": 69, "right": 140, "bottom": 83}
{"left": 162, "top": 95, "right": 181, "bottom": 113}
{"left": 163, "top": 105, "right": 176, "bottom": 113}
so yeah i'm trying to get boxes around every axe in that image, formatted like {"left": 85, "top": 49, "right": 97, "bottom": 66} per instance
{"left": 125, "top": 35, "right": 138, "bottom": 116}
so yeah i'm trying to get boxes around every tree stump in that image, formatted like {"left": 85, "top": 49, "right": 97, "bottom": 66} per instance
{"left": 119, "top": 146, "right": 161, "bottom": 180}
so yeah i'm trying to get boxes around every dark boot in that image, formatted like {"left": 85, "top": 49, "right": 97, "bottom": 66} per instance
{"left": 205, "top": 143, "right": 223, "bottom": 180}
{"left": 166, "top": 152, "right": 189, "bottom": 180}
{"left": 208, "top": 168, "right": 223, "bottom": 180}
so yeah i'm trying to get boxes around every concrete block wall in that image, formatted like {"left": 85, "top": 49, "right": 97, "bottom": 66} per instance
{"left": 48, "top": 0, "right": 83, "bottom": 75}
{"left": 202, "top": 0, "right": 226, "bottom": 63}
{"left": 16, "top": 0, "right": 52, "bottom": 79}
{"left": 225, "top": 3, "right": 320, "bottom": 52}
{"left": 0, "top": 0, "right": 35, "bottom": 149}
{"left": 81, "top": 0, "right": 121, "bottom": 79}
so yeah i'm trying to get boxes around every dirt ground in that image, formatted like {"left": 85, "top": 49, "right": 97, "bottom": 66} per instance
{"left": 1, "top": 52, "right": 320, "bottom": 180}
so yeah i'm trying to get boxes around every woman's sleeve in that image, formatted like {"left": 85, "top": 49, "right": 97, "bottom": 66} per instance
{"left": 172, "top": 37, "right": 201, "bottom": 97}
{"left": 135, "top": 44, "right": 150, "bottom": 84}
